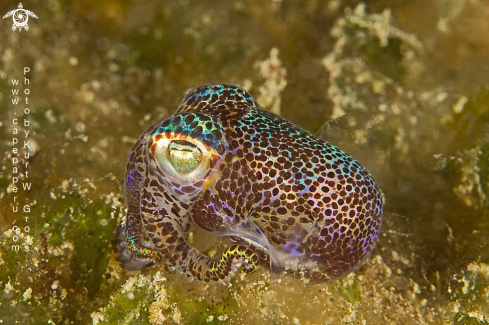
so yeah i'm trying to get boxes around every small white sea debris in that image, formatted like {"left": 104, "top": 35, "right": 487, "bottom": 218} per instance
{"left": 453, "top": 96, "right": 468, "bottom": 114}
{"left": 23, "top": 287, "right": 32, "bottom": 300}
{"left": 217, "top": 314, "right": 229, "bottom": 321}
{"left": 254, "top": 48, "right": 287, "bottom": 115}
{"left": 51, "top": 280, "right": 60, "bottom": 290}
{"left": 91, "top": 311, "right": 105, "bottom": 325}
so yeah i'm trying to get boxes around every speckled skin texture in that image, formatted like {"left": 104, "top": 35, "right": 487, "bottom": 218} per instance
{"left": 112, "top": 84, "right": 383, "bottom": 283}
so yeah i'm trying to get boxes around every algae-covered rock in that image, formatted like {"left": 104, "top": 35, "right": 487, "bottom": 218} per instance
{"left": 449, "top": 263, "right": 489, "bottom": 324}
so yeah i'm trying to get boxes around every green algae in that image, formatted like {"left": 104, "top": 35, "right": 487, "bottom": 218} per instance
{"left": 172, "top": 287, "right": 239, "bottom": 324}
{"left": 448, "top": 87, "right": 489, "bottom": 151}
{"left": 479, "top": 144, "right": 489, "bottom": 204}
{"left": 451, "top": 264, "right": 489, "bottom": 324}
{"left": 100, "top": 282, "right": 155, "bottom": 325}
{"left": 0, "top": 182, "right": 122, "bottom": 323}
{"left": 333, "top": 278, "right": 362, "bottom": 304}
{"left": 33, "top": 187, "right": 121, "bottom": 293}
{"left": 90, "top": 275, "right": 240, "bottom": 325}
{"left": 361, "top": 37, "right": 405, "bottom": 81}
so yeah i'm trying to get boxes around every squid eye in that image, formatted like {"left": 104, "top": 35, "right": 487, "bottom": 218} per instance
{"left": 168, "top": 141, "right": 202, "bottom": 174}
{"left": 151, "top": 112, "right": 227, "bottom": 184}
{"left": 153, "top": 137, "right": 214, "bottom": 183}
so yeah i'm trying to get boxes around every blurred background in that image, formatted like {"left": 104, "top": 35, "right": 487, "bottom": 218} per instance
{"left": 0, "top": 0, "right": 488, "bottom": 324}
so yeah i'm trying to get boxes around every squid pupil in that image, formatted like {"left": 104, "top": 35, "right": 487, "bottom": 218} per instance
{"left": 168, "top": 141, "right": 201, "bottom": 174}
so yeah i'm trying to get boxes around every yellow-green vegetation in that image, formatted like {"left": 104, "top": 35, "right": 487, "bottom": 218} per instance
{"left": 172, "top": 287, "right": 239, "bottom": 324}
{"left": 333, "top": 277, "right": 362, "bottom": 304}
{"left": 451, "top": 263, "right": 489, "bottom": 324}
{"left": 0, "top": 183, "right": 122, "bottom": 324}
